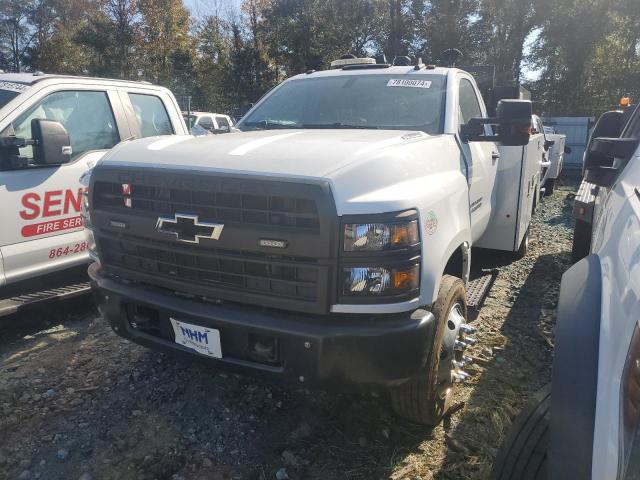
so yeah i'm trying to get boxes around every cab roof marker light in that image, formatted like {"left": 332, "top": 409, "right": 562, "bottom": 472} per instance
{"left": 330, "top": 57, "right": 376, "bottom": 69}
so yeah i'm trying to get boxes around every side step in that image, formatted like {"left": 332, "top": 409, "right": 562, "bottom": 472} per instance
{"left": 0, "top": 282, "right": 91, "bottom": 318}
{"left": 466, "top": 272, "right": 496, "bottom": 309}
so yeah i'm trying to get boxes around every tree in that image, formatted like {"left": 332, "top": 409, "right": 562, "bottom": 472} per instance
{"left": 529, "top": 0, "right": 615, "bottom": 115}
{"left": 473, "top": 0, "right": 538, "bottom": 83}
{"left": 0, "top": 0, "right": 36, "bottom": 72}
{"left": 420, "top": 0, "right": 479, "bottom": 64}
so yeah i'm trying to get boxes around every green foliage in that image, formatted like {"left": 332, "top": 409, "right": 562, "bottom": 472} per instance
{"left": 0, "top": 0, "right": 638, "bottom": 116}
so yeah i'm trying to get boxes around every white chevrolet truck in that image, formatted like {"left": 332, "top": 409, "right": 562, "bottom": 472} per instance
{"left": 86, "top": 57, "right": 541, "bottom": 424}
{"left": 0, "top": 73, "right": 187, "bottom": 316}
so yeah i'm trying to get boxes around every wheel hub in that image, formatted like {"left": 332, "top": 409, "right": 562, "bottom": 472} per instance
{"left": 438, "top": 303, "right": 476, "bottom": 391}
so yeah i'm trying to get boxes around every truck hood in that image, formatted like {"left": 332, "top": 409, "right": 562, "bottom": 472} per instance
{"left": 103, "top": 129, "right": 430, "bottom": 177}
{"left": 102, "top": 129, "right": 459, "bottom": 214}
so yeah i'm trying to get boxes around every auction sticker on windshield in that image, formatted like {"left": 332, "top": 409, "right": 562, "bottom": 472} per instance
{"left": 170, "top": 318, "right": 222, "bottom": 358}
{"left": 386, "top": 79, "right": 432, "bottom": 89}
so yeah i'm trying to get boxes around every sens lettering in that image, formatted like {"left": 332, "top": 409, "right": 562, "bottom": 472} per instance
{"left": 20, "top": 188, "right": 85, "bottom": 220}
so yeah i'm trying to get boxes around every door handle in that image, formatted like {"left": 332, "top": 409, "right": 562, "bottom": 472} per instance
{"left": 491, "top": 152, "right": 500, "bottom": 160}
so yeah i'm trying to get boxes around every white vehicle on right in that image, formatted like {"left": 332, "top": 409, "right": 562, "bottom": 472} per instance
{"left": 491, "top": 104, "right": 640, "bottom": 479}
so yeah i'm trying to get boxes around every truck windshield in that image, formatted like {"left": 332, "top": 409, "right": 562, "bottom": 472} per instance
{"left": 0, "top": 89, "right": 20, "bottom": 109}
{"left": 239, "top": 74, "right": 446, "bottom": 134}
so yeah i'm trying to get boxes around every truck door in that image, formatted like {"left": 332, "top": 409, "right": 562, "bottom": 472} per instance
{"left": 457, "top": 77, "right": 498, "bottom": 242}
{"left": 0, "top": 89, "right": 124, "bottom": 285}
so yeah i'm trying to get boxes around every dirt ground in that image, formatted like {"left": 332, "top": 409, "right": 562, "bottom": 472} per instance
{"left": 0, "top": 177, "right": 578, "bottom": 480}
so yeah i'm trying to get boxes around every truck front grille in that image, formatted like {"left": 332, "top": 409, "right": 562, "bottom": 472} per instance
{"left": 99, "top": 232, "right": 320, "bottom": 301}
{"left": 90, "top": 169, "right": 338, "bottom": 314}
{"left": 94, "top": 181, "right": 320, "bottom": 230}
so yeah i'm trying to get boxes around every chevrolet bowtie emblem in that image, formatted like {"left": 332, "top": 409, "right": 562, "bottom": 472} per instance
{"left": 156, "top": 213, "right": 224, "bottom": 244}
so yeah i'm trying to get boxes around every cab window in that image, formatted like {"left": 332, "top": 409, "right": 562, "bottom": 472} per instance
{"left": 6, "top": 90, "right": 119, "bottom": 161}
{"left": 129, "top": 93, "right": 173, "bottom": 137}
{"left": 458, "top": 78, "right": 483, "bottom": 127}
{"left": 216, "top": 116, "right": 230, "bottom": 130}
{"left": 198, "top": 116, "right": 214, "bottom": 131}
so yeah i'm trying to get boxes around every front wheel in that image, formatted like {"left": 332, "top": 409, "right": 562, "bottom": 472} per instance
{"left": 390, "top": 275, "right": 469, "bottom": 425}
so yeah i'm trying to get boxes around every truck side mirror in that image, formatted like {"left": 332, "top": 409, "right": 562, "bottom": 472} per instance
{"left": 495, "top": 99, "right": 532, "bottom": 146}
{"left": 460, "top": 99, "right": 532, "bottom": 146}
{"left": 583, "top": 110, "right": 625, "bottom": 172}
{"left": 31, "top": 119, "right": 72, "bottom": 165}
{"left": 590, "top": 110, "right": 624, "bottom": 140}
{"left": 584, "top": 137, "right": 638, "bottom": 187}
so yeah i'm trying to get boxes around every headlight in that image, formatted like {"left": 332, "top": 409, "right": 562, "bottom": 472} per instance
{"left": 339, "top": 211, "right": 421, "bottom": 302}
{"left": 343, "top": 220, "right": 419, "bottom": 252}
{"left": 342, "top": 264, "right": 419, "bottom": 297}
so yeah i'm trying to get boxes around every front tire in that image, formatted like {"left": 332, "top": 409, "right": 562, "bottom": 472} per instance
{"left": 544, "top": 178, "right": 555, "bottom": 196}
{"left": 390, "top": 275, "right": 468, "bottom": 425}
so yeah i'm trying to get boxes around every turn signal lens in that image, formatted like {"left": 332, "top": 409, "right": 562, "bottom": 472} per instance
{"left": 344, "top": 220, "right": 419, "bottom": 252}
{"left": 342, "top": 264, "right": 419, "bottom": 296}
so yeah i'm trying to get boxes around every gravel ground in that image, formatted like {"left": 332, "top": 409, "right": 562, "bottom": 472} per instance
{"left": 0, "top": 177, "right": 577, "bottom": 480}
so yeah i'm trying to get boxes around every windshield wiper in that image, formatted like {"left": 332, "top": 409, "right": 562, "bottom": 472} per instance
{"left": 301, "top": 123, "right": 379, "bottom": 130}
{"left": 242, "top": 120, "right": 298, "bottom": 130}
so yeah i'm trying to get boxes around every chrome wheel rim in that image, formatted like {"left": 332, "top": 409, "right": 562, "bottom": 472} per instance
{"left": 437, "top": 303, "right": 468, "bottom": 398}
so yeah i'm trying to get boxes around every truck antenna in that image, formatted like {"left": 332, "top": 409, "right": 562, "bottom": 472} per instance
{"left": 438, "top": 48, "right": 463, "bottom": 67}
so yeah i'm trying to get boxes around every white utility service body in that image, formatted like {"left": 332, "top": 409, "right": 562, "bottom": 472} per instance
{"left": 0, "top": 73, "right": 187, "bottom": 289}
{"left": 88, "top": 60, "right": 541, "bottom": 425}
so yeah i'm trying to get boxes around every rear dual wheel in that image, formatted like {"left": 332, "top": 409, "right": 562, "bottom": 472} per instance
{"left": 390, "top": 275, "right": 469, "bottom": 425}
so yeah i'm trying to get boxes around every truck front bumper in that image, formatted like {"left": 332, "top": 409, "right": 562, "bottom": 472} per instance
{"left": 89, "top": 263, "right": 436, "bottom": 388}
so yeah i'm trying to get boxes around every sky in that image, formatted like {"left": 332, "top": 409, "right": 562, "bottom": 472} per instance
{"left": 184, "top": 0, "right": 242, "bottom": 18}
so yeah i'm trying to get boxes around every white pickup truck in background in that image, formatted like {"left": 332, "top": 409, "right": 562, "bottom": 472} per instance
{"left": 183, "top": 111, "right": 234, "bottom": 135}
{"left": 87, "top": 56, "right": 544, "bottom": 425}
{"left": 0, "top": 73, "right": 187, "bottom": 316}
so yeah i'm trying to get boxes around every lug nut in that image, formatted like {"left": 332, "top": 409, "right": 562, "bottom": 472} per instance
{"left": 453, "top": 370, "right": 470, "bottom": 383}
{"left": 454, "top": 340, "right": 468, "bottom": 351}
{"left": 460, "top": 323, "right": 477, "bottom": 334}
{"left": 453, "top": 356, "right": 472, "bottom": 369}
{"left": 464, "top": 337, "right": 477, "bottom": 346}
